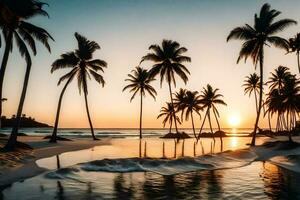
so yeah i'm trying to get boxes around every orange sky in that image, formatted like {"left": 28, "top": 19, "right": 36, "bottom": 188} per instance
{"left": 2, "top": 0, "right": 300, "bottom": 128}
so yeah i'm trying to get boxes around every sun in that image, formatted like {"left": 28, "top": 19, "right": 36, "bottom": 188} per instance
{"left": 228, "top": 114, "right": 240, "bottom": 127}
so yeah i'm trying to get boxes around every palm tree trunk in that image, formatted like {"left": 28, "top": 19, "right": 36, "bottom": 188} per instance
{"left": 168, "top": 82, "right": 178, "bottom": 134}
{"left": 169, "top": 119, "right": 172, "bottom": 133}
{"left": 254, "top": 90, "right": 258, "bottom": 114}
{"left": 251, "top": 48, "right": 264, "bottom": 146}
{"left": 297, "top": 51, "right": 300, "bottom": 74}
{"left": 213, "top": 108, "right": 222, "bottom": 143}
{"left": 4, "top": 59, "right": 32, "bottom": 150}
{"left": 0, "top": 31, "right": 13, "bottom": 128}
{"left": 197, "top": 108, "right": 208, "bottom": 141}
{"left": 139, "top": 90, "right": 143, "bottom": 139}
{"left": 84, "top": 91, "right": 97, "bottom": 140}
{"left": 268, "top": 112, "right": 272, "bottom": 132}
{"left": 49, "top": 78, "right": 72, "bottom": 143}
{"left": 190, "top": 111, "right": 196, "bottom": 139}
{"left": 207, "top": 109, "right": 215, "bottom": 142}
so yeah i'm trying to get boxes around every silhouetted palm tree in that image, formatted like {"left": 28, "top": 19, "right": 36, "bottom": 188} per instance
{"left": 157, "top": 102, "right": 181, "bottom": 133}
{"left": 123, "top": 66, "right": 157, "bottom": 138}
{"left": 49, "top": 32, "right": 107, "bottom": 142}
{"left": 288, "top": 33, "right": 300, "bottom": 73}
{"left": 227, "top": 3, "right": 296, "bottom": 146}
{"left": 141, "top": 39, "right": 191, "bottom": 134}
{"left": 265, "top": 88, "right": 284, "bottom": 131}
{"left": 281, "top": 76, "right": 300, "bottom": 141}
{"left": 0, "top": 0, "right": 52, "bottom": 127}
{"left": 197, "top": 85, "right": 226, "bottom": 142}
{"left": 267, "top": 66, "right": 293, "bottom": 92}
{"left": 243, "top": 73, "right": 260, "bottom": 113}
{"left": 4, "top": 0, "right": 53, "bottom": 150}
{"left": 174, "top": 89, "right": 202, "bottom": 139}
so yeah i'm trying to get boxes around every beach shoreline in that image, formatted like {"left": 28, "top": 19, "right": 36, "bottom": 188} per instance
{"left": 0, "top": 136, "right": 110, "bottom": 186}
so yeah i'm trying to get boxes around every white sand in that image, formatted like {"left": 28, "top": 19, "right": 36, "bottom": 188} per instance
{"left": 0, "top": 136, "right": 110, "bottom": 186}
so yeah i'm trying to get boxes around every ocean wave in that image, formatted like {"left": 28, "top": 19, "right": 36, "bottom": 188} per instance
{"left": 45, "top": 167, "right": 80, "bottom": 179}
{"left": 79, "top": 149, "right": 257, "bottom": 176}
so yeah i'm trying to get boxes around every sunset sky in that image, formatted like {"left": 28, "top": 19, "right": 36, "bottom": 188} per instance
{"left": 2, "top": 0, "right": 300, "bottom": 128}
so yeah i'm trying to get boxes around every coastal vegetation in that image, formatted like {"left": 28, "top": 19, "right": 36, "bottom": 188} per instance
{"left": 0, "top": 1, "right": 299, "bottom": 151}
{"left": 227, "top": 3, "right": 297, "bottom": 146}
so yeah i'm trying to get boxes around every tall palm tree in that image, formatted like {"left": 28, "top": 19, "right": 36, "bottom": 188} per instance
{"left": 243, "top": 73, "right": 260, "bottom": 113}
{"left": 288, "top": 33, "right": 300, "bottom": 73}
{"left": 174, "top": 89, "right": 202, "bottom": 139}
{"left": 141, "top": 39, "right": 191, "bottom": 135}
{"left": 197, "top": 84, "right": 226, "bottom": 142}
{"left": 123, "top": 66, "right": 157, "bottom": 139}
{"left": 0, "top": 0, "right": 52, "bottom": 128}
{"left": 227, "top": 3, "right": 296, "bottom": 146}
{"left": 157, "top": 102, "right": 181, "bottom": 134}
{"left": 4, "top": 0, "right": 53, "bottom": 150}
{"left": 49, "top": 32, "right": 107, "bottom": 143}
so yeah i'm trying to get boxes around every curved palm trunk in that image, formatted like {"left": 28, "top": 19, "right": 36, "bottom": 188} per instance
{"left": 251, "top": 48, "right": 264, "bottom": 146}
{"left": 83, "top": 91, "right": 97, "bottom": 140}
{"left": 139, "top": 90, "right": 143, "bottom": 139}
{"left": 197, "top": 108, "right": 209, "bottom": 141}
{"left": 50, "top": 78, "right": 72, "bottom": 143}
{"left": 0, "top": 31, "right": 13, "bottom": 128}
{"left": 5, "top": 59, "right": 32, "bottom": 150}
{"left": 207, "top": 109, "right": 215, "bottom": 142}
{"left": 168, "top": 82, "right": 178, "bottom": 134}
{"left": 213, "top": 109, "right": 222, "bottom": 143}
{"left": 190, "top": 111, "right": 196, "bottom": 139}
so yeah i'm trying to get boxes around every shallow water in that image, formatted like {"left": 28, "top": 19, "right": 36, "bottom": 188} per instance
{"left": 2, "top": 137, "right": 300, "bottom": 199}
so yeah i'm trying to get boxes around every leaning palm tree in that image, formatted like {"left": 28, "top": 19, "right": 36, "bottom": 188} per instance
{"left": 0, "top": 0, "right": 52, "bottom": 128}
{"left": 141, "top": 39, "right": 191, "bottom": 135}
{"left": 197, "top": 85, "right": 227, "bottom": 142}
{"left": 49, "top": 32, "right": 107, "bottom": 143}
{"left": 175, "top": 90, "right": 202, "bottom": 139}
{"left": 288, "top": 33, "right": 300, "bottom": 73}
{"left": 227, "top": 3, "right": 296, "bottom": 146}
{"left": 123, "top": 66, "right": 157, "bottom": 139}
{"left": 243, "top": 73, "right": 260, "bottom": 113}
{"left": 157, "top": 102, "right": 181, "bottom": 134}
{"left": 4, "top": 0, "right": 53, "bottom": 150}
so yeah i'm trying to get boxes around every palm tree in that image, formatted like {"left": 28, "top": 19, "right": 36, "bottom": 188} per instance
{"left": 49, "top": 32, "right": 107, "bottom": 143}
{"left": 288, "top": 33, "right": 300, "bottom": 73}
{"left": 141, "top": 39, "right": 191, "bottom": 135}
{"left": 174, "top": 89, "right": 202, "bottom": 139}
{"left": 197, "top": 84, "right": 226, "bottom": 142}
{"left": 123, "top": 66, "right": 157, "bottom": 139}
{"left": 243, "top": 73, "right": 260, "bottom": 113}
{"left": 267, "top": 66, "right": 293, "bottom": 92}
{"left": 281, "top": 76, "right": 300, "bottom": 142}
{"left": 0, "top": 0, "right": 52, "bottom": 128}
{"left": 4, "top": 0, "right": 53, "bottom": 150}
{"left": 265, "top": 88, "right": 285, "bottom": 132}
{"left": 157, "top": 102, "right": 181, "bottom": 134}
{"left": 227, "top": 3, "right": 296, "bottom": 146}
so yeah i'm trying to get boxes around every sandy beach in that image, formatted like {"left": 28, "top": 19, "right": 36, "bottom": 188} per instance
{"left": 0, "top": 136, "right": 110, "bottom": 186}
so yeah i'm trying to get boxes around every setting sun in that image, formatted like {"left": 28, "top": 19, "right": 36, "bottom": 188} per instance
{"left": 228, "top": 114, "right": 240, "bottom": 127}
